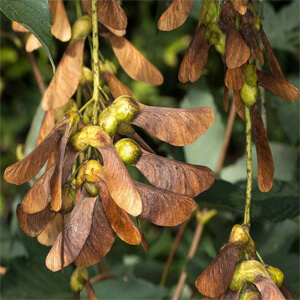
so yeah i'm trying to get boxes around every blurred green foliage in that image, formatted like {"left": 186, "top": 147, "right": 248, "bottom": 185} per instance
{"left": 0, "top": 0, "right": 299, "bottom": 299}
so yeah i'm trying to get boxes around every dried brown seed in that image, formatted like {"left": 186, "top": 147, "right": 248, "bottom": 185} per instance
{"left": 195, "top": 243, "right": 243, "bottom": 298}
{"left": 135, "top": 149, "right": 214, "bottom": 197}
{"left": 223, "top": 86, "right": 229, "bottom": 112}
{"left": 231, "top": 0, "right": 248, "bottom": 15}
{"left": 251, "top": 104, "right": 274, "bottom": 192}
{"left": 158, "top": 0, "right": 194, "bottom": 31}
{"left": 252, "top": 34, "right": 264, "bottom": 66}
{"left": 104, "top": 72, "right": 132, "bottom": 98}
{"left": 233, "top": 90, "right": 246, "bottom": 121}
{"left": 136, "top": 181, "right": 195, "bottom": 226}
{"left": 106, "top": 33, "right": 164, "bottom": 85}
{"left": 36, "top": 110, "right": 56, "bottom": 146}
{"left": 225, "top": 67, "right": 246, "bottom": 90}
{"left": 42, "top": 39, "right": 85, "bottom": 111}
{"left": 12, "top": 21, "right": 28, "bottom": 32}
{"left": 25, "top": 34, "right": 42, "bottom": 52}
{"left": 132, "top": 105, "right": 214, "bottom": 146}
{"left": 255, "top": 277, "right": 285, "bottom": 300}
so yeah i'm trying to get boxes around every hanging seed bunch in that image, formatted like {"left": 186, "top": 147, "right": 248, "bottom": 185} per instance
{"left": 5, "top": 1, "right": 216, "bottom": 272}
{"left": 195, "top": 224, "right": 291, "bottom": 299}
{"left": 158, "top": 0, "right": 299, "bottom": 192}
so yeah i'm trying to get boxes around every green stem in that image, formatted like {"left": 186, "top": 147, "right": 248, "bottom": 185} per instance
{"left": 91, "top": 0, "right": 100, "bottom": 124}
{"left": 78, "top": 97, "right": 93, "bottom": 113}
{"left": 76, "top": 86, "right": 82, "bottom": 108}
{"left": 243, "top": 106, "right": 253, "bottom": 226}
{"left": 75, "top": 0, "right": 83, "bottom": 18}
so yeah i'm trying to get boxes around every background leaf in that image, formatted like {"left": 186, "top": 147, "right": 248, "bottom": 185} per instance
{"left": 0, "top": 0, "right": 55, "bottom": 73}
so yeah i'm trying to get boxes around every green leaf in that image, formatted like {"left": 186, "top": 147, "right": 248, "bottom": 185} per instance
{"left": 196, "top": 179, "right": 299, "bottom": 222}
{"left": 81, "top": 277, "right": 169, "bottom": 299}
{"left": 181, "top": 88, "right": 225, "bottom": 170}
{"left": 0, "top": 0, "right": 55, "bottom": 74}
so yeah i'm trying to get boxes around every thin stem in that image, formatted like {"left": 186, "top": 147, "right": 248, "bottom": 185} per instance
{"left": 75, "top": 0, "right": 83, "bottom": 18}
{"left": 27, "top": 52, "right": 46, "bottom": 95}
{"left": 76, "top": 86, "right": 82, "bottom": 108}
{"left": 244, "top": 106, "right": 253, "bottom": 226}
{"left": 256, "top": 251, "right": 266, "bottom": 266}
{"left": 160, "top": 219, "right": 190, "bottom": 286}
{"left": 215, "top": 102, "right": 236, "bottom": 174}
{"left": 91, "top": 0, "right": 100, "bottom": 124}
{"left": 78, "top": 98, "right": 93, "bottom": 113}
{"left": 172, "top": 213, "right": 206, "bottom": 300}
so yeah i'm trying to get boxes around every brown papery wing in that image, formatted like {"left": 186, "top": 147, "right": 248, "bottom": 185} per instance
{"left": 231, "top": 0, "right": 248, "bottom": 15}
{"left": 26, "top": 33, "right": 42, "bottom": 52}
{"left": 158, "top": 0, "right": 194, "bottom": 31}
{"left": 225, "top": 23, "right": 250, "bottom": 69}
{"left": 135, "top": 181, "right": 195, "bottom": 226}
{"left": 225, "top": 67, "right": 245, "bottom": 90}
{"left": 252, "top": 34, "right": 264, "bottom": 66}
{"left": 38, "top": 214, "right": 66, "bottom": 246}
{"left": 255, "top": 277, "right": 285, "bottom": 300}
{"left": 107, "top": 34, "right": 164, "bottom": 85}
{"left": 223, "top": 86, "right": 229, "bottom": 112}
{"left": 132, "top": 105, "right": 214, "bottom": 146}
{"left": 189, "top": 40, "right": 210, "bottom": 83}
{"left": 257, "top": 70, "right": 299, "bottom": 102}
{"left": 221, "top": 290, "right": 240, "bottom": 300}
{"left": 135, "top": 150, "right": 214, "bottom": 197}
{"left": 95, "top": 179, "right": 141, "bottom": 245}
{"left": 75, "top": 199, "right": 115, "bottom": 267}
{"left": 12, "top": 21, "right": 28, "bottom": 32}
{"left": 259, "top": 27, "right": 284, "bottom": 78}
{"left": 233, "top": 90, "right": 246, "bottom": 121}
{"left": 98, "top": 145, "right": 143, "bottom": 217}
{"left": 4, "top": 127, "right": 61, "bottom": 185}
{"left": 195, "top": 243, "right": 243, "bottom": 298}
{"left": 36, "top": 110, "right": 56, "bottom": 146}
{"left": 42, "top": 39, "right": 85, "bottom": 111}
{"left": 22, "top": 164, "right": 55, "bottom": 214}
{"left": 82, "top": 0, "right": 127, "bottom": 30}
{"left": 46, "top": 194, "right": 97, "bottom": 271}
{"left": 178, "top": 25, "right": 206, "bottom": 83}
{"left": 50, "top": 0, "right": 71, "bottom": 42}
{"left": 104, "top": 72, "right": 132, "bottom": 98}
{"left": 17, "top": 204, "right": 55, "bottom": 237}
{"left": 251, "top": 104, "right": 274, "bottom": 192}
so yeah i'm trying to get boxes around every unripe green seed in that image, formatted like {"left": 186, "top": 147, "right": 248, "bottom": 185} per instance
{"left": 229, "top": 260, "right": 269, "bottom": 291}
{"left": 229, "top": 224, "right": 249, "bottom": 247}
{"left": 79, "top": 66, "right": 93, "bottom": 86}
{"left": 98, "top": 108, "right": 118, "bottom": 136}
{"left": 245, "top": 65, "right": 258, "bottom": 87}
{"left": 85, "top": 182, "right": 99, "bottom": 196}
{"left": 61, "top": 186, "right": 76, "bottom": 214}
{"left": 199, "top": 0, "right": 218, "bottom": 26}
{"left": 115, "top": 138, "right": 142, "bottom": 165}
{"left": 62, "top": 110, "right": 80, "bottom": 136}
{"left": 71, "top": 125, "right": 111, "bottom": 152}
{"left": 266, "top": 265, "right": 284, "bottom": 288}
{"left": 111, "top": 96, "right": 140, "bottom": 123}
{"left": 241, "top": 83, "right": 258, "bottom": 107}
{"left": 70, "top": 267, "right": 89, "bottom": 293}
{"left": 55, "top": 99, "right": 78, "bottom": 122}
{"left": 71, "top": 15, "right": 92, "bottom": 42}
{"left": 205, "top": 23, "right": 226, "bottom": 55}
{"left": 104, "top": 60, "right": 117, "bottom": 75}
{"left": 247, "top": 4, "right": 261, "bottom": 31}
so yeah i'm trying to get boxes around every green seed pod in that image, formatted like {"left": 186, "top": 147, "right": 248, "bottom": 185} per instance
{"left": 104, "top": 60, "right": 117, "bottom": 75}
{"left": 229, "top": 260, "right": 269, "bottom": 291}
{"left": 79, "top": 66, "right": 93, "bottom": 86}
{"left": 204, "top": 23, "right": 226, "bottom": 55}
{"left": 229, "top": 224, "right": 249, "bottom": 247}
{"left": 241, "top": 83, "right": 258, "bottom": 107}
{"left": 71, "top": 125, "right": 111, "bottom": 152}
{"left": 247, "top": 4, "right": 261, "bottom": 31}
{"left": 62, "top": 110, "right": 80, "bottom": 136}
{"left": 111, "top": 96, "right": 141, "bottom": 123}
{"left": 245, "top": 65, "right": 258, "bottom": 87}
{"left": 84, "top": 160, "right": 104, "bottom": 183}
{"left": 266, "top": 266, "right": 284, "bottom": 288}
{"left": 199, "top": 0, "right": 218, "bottom": 26}
{"left": 76, "top": 165, "right": 85, "bottom": 188}
{"left": 55, "top": 99, "right": 78, "bottom": 122}
{"left": 115, "top": 138, "right": 142, "bottom": 165}
{"left": 70, "top": 267, "right": 89, "bottom": 293}
{"left": 239, "top": 291, "right": 261, "bottom": 300}
{"left": 117, "top": 123, "right": 135, "bottom": 135}
{"left": 98, "top": 107, "right": 118, "bottom": 136}
{"left": 61, "top": 186, "right": 76, "bottom": 214}
{"left": 71, "top": 15, "right": 92, "bottom": 42}
{"left": 85, "top": 182, "right": 99, "bottom": 196}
